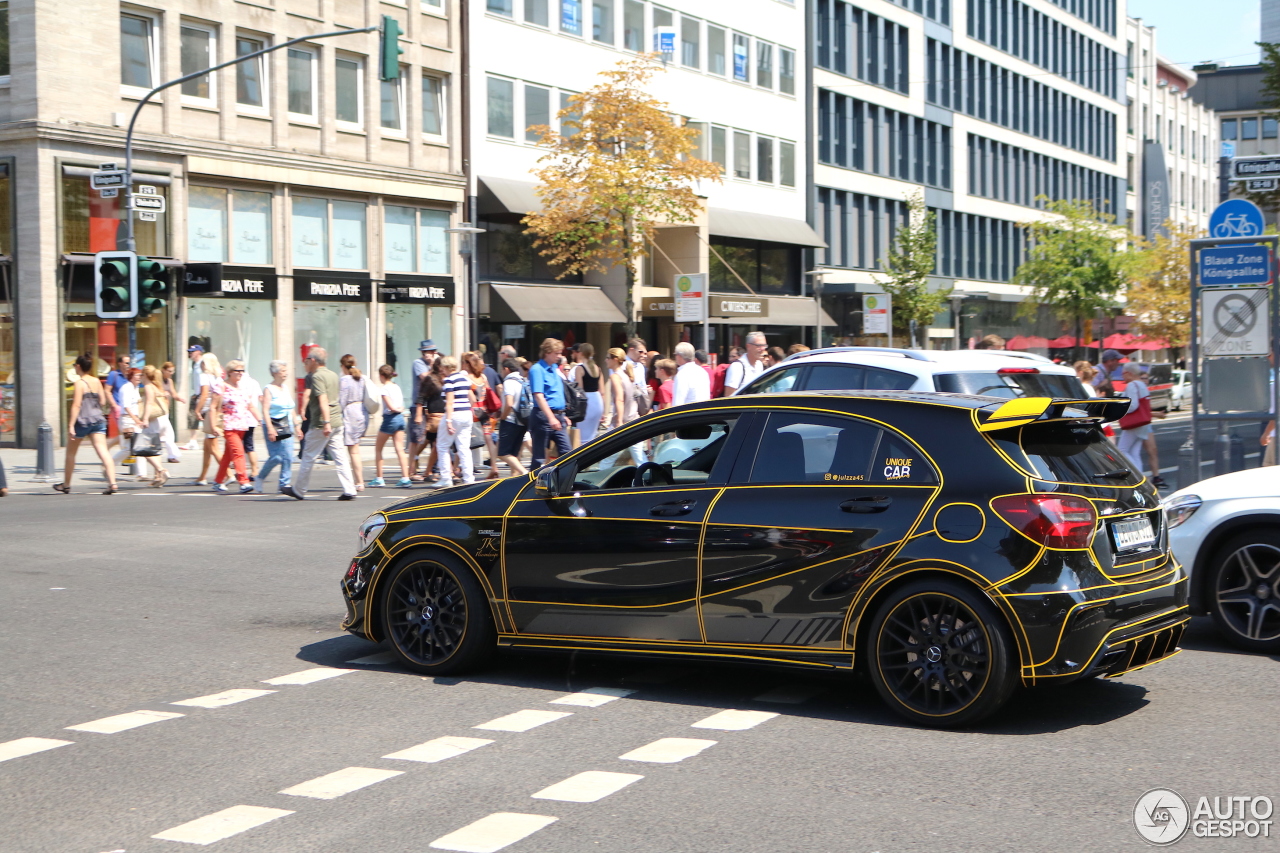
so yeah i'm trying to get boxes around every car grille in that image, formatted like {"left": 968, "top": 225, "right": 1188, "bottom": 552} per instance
{"left": 1100, "top": 621, "right": 1185, "bottom": 678}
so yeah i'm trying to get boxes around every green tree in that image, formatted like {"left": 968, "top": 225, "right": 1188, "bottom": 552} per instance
{"left": 873, "top": 192, "right": 946, "bottom": 348}
{"left": 1012, "top": 199, "right": 1134, "bottom": 361}
{"left": 1127, "top": 222, "right": 1201, "bottom": 358}
{"left": 522, "top": 56, "right": 722, "bottom": 338}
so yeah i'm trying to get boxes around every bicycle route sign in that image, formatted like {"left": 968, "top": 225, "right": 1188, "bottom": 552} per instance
{"left": 1208, "top": 198, "right": 1265, "bottom": 239}
{"left": 1197, "top": 245, "right": 1273, "bottom": 287}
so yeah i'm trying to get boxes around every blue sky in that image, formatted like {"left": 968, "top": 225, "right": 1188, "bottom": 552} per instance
{"left": 1127, "top": 0, "right": 1261, "bottom": 69}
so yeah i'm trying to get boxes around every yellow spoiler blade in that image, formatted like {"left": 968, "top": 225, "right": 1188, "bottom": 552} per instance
{"left": 978, "top": 397, "right": 1129, "bottom": 432}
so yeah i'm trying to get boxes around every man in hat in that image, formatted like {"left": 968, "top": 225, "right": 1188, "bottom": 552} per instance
{"left": 1093, "top": 349, "right": 1123, "bottom": 397}
{"left": 406, "top": 340, "right": 439, "bottom": 478}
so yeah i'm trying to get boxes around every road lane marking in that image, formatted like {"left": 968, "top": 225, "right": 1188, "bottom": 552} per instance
{"left": 619, "top": 737, "right": 717, "bottom": 764}
{"left": 429, "top": 813, "right": 557, "bottom": 852}
{"left": 0, "top": 737, "right": 73, "bottom": 763}
{"left": 261, "top": 667, "right": 355, "bottom": 686}
{"left": 753, "top": 685, "right": 825, "bottom": 704}
{"left": 474, "top": 710, "right": 572, "bottom": 732}
{"left": 531, "top": 771, "right": 643, "bottom": 803}
{"left": 548, "top": 687, "right": 635, "bottom": 707}
{"left": 346, "top": 651, "right": 397, "bottom": 665}
{"left": 384, "top": 736, "right": 493, "bottom": 763}
{"left": 691, "top": 709, "right": 779, "bottom": 731}
{"left": 66, "top": 710, "right": 184, "bottom": 734}
{"left": 171, "top": 689, "right": 276, "bottom": 709}
{"left": 279, "top": 766, "right": 404, "bottom": 799}
{"left": 151, "top": 805, "right": 293, "bottom": 845}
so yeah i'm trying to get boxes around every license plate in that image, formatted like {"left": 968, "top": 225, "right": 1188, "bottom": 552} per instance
{"left": 1111, "top": 516, "right": 1156, "bottom": 552}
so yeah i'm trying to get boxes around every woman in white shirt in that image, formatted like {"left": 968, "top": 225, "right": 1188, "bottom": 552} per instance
{"left": 371, "top": 364, "right": 413, "bottom": 488}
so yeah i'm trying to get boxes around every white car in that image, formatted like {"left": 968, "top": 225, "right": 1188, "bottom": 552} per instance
{"left": 1169, "top": 369, "right": 1192, "bottom": 411}
{"left": 736, "top": 347, "right": 1090, "bottom": 399}
{"left": 1164, "top": 467, "right": 1280, "bottom": 652}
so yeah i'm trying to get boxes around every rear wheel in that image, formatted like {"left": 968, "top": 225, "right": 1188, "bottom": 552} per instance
{"left": 381, "top": 553, "right": 495, "bottom": 675}
{"left": 1208, "top": 530, "right": 1280, "bottom": 653}
{"left": 867, "top": 579, "right": 1018, "bottom": 727}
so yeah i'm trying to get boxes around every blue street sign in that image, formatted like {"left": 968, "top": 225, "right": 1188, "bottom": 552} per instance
{"left": 1197, "top": 245, "right": 1273, "bottom": 286}
{"left": 654, "top": 30, "right": 675, "bottom": 54}
{"left": 1222, "top": 141, "right": 1236, "bottom": 159}
{"left": 1209, "top": 198, "right": 1265, "bottom": 239}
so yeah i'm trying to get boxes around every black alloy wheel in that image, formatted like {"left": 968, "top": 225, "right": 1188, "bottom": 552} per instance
{"left": 1209, "top": 530, "right": 1280, "bottom": 653}
{"left": 382, "top": 553, "right": 494, "bottom": 675}
{"left": 868, "top": 579, "right": 1018, "bottom": 727}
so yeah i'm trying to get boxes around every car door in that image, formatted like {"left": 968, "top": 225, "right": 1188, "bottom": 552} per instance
{"left": 503, "top": 411, "right": 750, "bottom": 642}
{"left": 698, "top": 409, "right": 938, "bottom": 649}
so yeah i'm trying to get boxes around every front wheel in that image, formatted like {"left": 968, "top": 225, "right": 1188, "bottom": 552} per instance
{"left": 867, "top": 579, "right": 1018, "bottom": 727}
{"left": 381, "top": 553, "right": 495, "bottom": 675}
{"left": 1208, "top": 531, "right": 1280, "bottom": 653}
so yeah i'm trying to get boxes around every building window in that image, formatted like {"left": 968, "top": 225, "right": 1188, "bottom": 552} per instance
{"left": 732, "top": 34, "right": 749, "bottom": 82}
{"left": 561, "top": 0, "right": 583, "bottom": 35}
{"left": 121, "top": 12, "right": 157, "bottom": 90}
{"left": 190, "top": 187, "right": 273, "bottom": 264}
{"left": 709, "top": 237, "right": 799, "bottom": 295}
{"left": 779, "top": 47, "right": 795, "bottom": 95}
{"left": 488, "top": 0, "right": 513, "bottom": 16}
{"left": 757, "top": 136, "right": 773, "bottom": 183}
{"left": 780, "top": 141, "right": 795, "bottom": 187}
{"left": 0, "top": 2, "right": 9, "bottom": 78}
{"left": 707, "top": 25, "right": 726, "bottom": 75}
{"left": 235, "top": 35, "right": 267, "bottom": 110}
{"left": 385, "top": 207, "right": 451, "bottom": 274}
{"left": 756, "top": 42, "right": 773, "bottom": 89}
{"left": 711, "top": 126, "right": 727, "bottom": 173}
{"left": 1221, "top": 118, "right": 1237, "bottom": 140}
{"left": 291, "top": 198, "right": 367, "bottom": 270}
{"left": 287, "top": 47, "right": 317, "bottom": 119}
{"left": 1265, "top": 117, "right": 1279, "bottom": 139}
{"left": 180, "top": 23, "right": 216, "bottom": 102}
{"left": 1243, "top": 117, "right": 1259, "bottom": 140}
{"left": 232, "top": 190, "right": 273, "bottom": 264}
{"left": 623, "top": 0, "right": 644, "bottom": 50}
{"left": 335, "top": 55, "right": 363, "bottom": 125}
{"left": 593, "top": 1, "right": 614, "bottom": 43}
{"left": 61, "top": 172, "right": 168, "bottom": 256}
{"left": 525, "top": 84, "right": 550, "bottom": 141}
{"left": 188, "top": 186, "right": 227, "bottom": 262}
{"left": 381, "top": 66, "right": 406, "bottom": 132}
{"left": 559, "top": 91, "right": 580, "bottom": 135}
{"left": 422, "top": 75, "right": 445, "bottom": 136}
{"left": 733, "top": 130, "right": 751, "bottom": 179}
{"left": 488, "top": 77, "right": 515, "bottom": 137}
{"left": 681, "top": 16, "right": 700, "bottom": 68}
{"left": 525, "top": 0, "right": 549, "bottom": 25}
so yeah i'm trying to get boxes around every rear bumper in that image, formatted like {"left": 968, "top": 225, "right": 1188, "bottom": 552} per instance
{"left": 1084, "top": 608, "right": 1189, "bottom": 679}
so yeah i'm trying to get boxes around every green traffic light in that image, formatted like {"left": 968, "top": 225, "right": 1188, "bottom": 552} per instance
{"left": 99, "top": 259, "right": 130, "bottom": 284}
{"left": 136, "top": 256, "right": 169, "bottom": 318}
{"left": 99, "top": 285, "right": 130, "bottom": 310}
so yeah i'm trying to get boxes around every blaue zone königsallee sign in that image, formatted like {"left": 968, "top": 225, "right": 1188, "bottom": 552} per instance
{"left": 1197, "top": 246, "right": 1273, "bottom": 287}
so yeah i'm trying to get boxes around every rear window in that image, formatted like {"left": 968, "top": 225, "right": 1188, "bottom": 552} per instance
{"left": 993, "top": 423, "right": 1142, "bottom": 485}
{"left": 934, "top": 371, "right": 1086, "bottom": 399}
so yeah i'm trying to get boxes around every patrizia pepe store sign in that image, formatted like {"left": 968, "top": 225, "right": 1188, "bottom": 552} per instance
{"left": 182, "top": 263, "right": 278, "bottom": 299}
{"left": 292, "top": 272, "right": 372, "bottom": 303}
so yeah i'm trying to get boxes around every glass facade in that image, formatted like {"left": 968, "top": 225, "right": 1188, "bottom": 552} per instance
{"left": 186, "top": 298, "right": 276, "bottom": 386}
{"left": 294, "top": 303, "right": 370, "bottom": 374}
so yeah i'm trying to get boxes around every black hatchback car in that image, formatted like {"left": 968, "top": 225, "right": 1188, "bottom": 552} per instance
{"left": 341, "top": 392, "right": 1188, "bottom": 726}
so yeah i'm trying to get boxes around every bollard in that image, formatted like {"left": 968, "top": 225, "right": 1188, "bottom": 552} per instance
{"left": 1229, "top": 431, "right": 1245, "bottom": 472}
{"left": 33, "top": 421, "right": 55, "bottom": 481}
{"left": 1176, "top": 436, "right": 1197, "bottom": 491}
{"left": 1214, "top": 429, "right": 1232, "bottom": 478}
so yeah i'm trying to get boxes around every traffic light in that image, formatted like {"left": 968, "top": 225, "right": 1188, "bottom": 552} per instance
{"left": 379, "top": 15, "right": 404, "bottom": 82}
{"left": 94, "top": 250, "right": 137, "bottom": 319}
{"left": 136, "top": 256, "right": 170, "bottom": 318}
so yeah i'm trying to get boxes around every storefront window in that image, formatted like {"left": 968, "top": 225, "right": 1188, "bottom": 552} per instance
{"left": 291, "top": 196, "right": 329, "bottom": 268}
{"left": 294, "top": 196, "right": 366, "bottom": 269}
{"left": 185, "top": 298, "right": 276, "bottom": 385}
{"left": 331, "top": 200, "right": 367, "bottom": 269}
{"left": 189, "top": 187, "right": 273, "bottom": 264}
{"left": 61, "top": 171, "right": 169, "bottom": 255}
{"left": 384, "top": 304, "right": 453, "bottom": 400}
{"left": 709, "top": 236, "right": 799, "bottom": 295}
{"left": 294, "top": 302, "right": 370, "bottom": 372}
{"left": 188, "top": 186, "right": 228, "bottom": 261}
{"left": 421, "top": 209, "right": 450, "bottom": 274}
{"left": 233, "top": 190, "right": 272, "bottom": 264}
{"left": 385, "top": 206, "right": 417, "bottom": 272}
{"left": 478, "top": 218, "right": 580, "bottom": 282}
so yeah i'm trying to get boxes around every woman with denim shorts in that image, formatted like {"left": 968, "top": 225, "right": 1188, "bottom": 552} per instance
{"left": 55, "top": 352, "right": 118, "bottom": 494}
{"left": 370, "top": 364, "right": 412, "bottom": 487}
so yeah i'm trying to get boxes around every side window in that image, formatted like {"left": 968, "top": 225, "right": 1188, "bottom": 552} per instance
{"left": 803, "top": 364, "right": 865, "bottom": 391}
{"left": 743, "top": 366, "right": 801, "bottom": 395}
{"left": 747, "top": 413, "right": 881, "bottom": 484}
{"left": 571, "top": 415, "right": 741, "bottom": 491}
{"left": 864, "top": 367, "right": 914, "bottom": 390}
{"left": 868, "top": 430, "right": 937, "bottom": 484}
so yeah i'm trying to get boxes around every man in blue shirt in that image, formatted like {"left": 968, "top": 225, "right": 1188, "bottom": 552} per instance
{"left": 105, "top": 354, "right": 131, "bottom": 407}
{"left": 528, "top": 337, "right": 570, "bottom": 467}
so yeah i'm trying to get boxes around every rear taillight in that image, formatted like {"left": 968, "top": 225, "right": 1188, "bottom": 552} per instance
{"left": 997, "top": 367, "right": 1040, "bottom": 374}
{"left": 991, "top": 494, "right": 1097, "bottom": 549}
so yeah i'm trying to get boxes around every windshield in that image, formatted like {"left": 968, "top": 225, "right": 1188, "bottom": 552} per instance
{"left": 934, "top": 371, "right": 1086, "bottom": 399}
{"left": 993, "top": 423, "right": 1141, "bottom": 485}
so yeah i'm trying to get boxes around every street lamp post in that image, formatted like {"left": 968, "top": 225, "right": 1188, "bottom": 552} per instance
{"left": 446, "top": 223, "right": 486, "bottom": 354}
{"left": 804, "top": 269, "right": 830, "bottom": 349}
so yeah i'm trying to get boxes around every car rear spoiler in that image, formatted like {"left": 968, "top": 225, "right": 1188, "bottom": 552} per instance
{"left": 977, "top": 397, "right": 1130, "bottom": 432}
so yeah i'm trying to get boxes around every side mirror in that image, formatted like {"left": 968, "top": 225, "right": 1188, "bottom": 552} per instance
{"left": 535, "top": 467, "right": 559, "bottom": 498}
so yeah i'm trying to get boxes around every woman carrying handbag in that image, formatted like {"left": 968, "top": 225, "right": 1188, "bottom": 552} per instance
{"left": 1116, "top": 362, "right": 1166, "bottom": 488}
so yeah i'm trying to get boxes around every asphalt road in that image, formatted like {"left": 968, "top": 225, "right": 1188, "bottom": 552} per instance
{"left": 2, "top": 475, "right": 1278, "bottom": 853}
{"left": 1145, "top": 410, "right": 1267, "bottom": 490}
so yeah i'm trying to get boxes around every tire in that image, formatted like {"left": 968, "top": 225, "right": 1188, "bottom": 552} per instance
{"left": 1207, "top": 530, "right": 1280, "bottom": 653}
{"left": 381, "top": 552, "right": 496, "bottom": 675}
{"left": 867, "top": 579, "right": 1018, "bottom": 727}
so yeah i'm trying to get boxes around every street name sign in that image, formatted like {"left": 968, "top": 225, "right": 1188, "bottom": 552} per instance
{"left": 1209, "top": 198, "right": 1265, "bottom": 239}
{"left": 130, "top": 194, "right": 166, "bottom": 212}
{"left": 1246, "top": 178, "right": 1279, "bottom": 192}
{"left": 673, "top": 274, "right": 706, "bottom": 322}
{"left": 1232, "top": 156, "right": 1280, "bottom": 180}
{"left": 1197, "top": 245, "right": 1273, "bottom": 287}
{"left": 1201, "top": 287, "right": 1270, "bottom": 356}
{"left": 90, "top": 170, "right": 126, "bottom": 190}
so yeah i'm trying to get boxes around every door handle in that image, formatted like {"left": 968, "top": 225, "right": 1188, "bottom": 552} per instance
{"left": 651, "top": 499, "right": 698, "bottom": 517}
{"left": 840, "top": 496, "right": 892, "bottom": 513}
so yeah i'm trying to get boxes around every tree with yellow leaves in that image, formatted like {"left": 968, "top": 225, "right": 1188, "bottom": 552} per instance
{"left": 1127, "top": 222, "right": 1201, "bottom": 357}
{"left": 522, "top": 56, "right": 722, "bottom": 338}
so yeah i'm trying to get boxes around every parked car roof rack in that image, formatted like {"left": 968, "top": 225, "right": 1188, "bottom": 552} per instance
{"left": 783, "top": 346, "right": 931, "bottom": 363}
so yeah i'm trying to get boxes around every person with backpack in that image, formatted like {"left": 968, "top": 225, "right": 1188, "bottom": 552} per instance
{"left": 497, "top": 358, "right": 531, "bottom": 477}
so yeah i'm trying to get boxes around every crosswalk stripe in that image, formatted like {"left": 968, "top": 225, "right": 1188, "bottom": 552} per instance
{"left": 619, "top": 737, "right": 717, "bottom": 764}
{"left": 66, "top": 710, "right": 184, "bottom": 734}
{"left": 548, "top": 687, "right": 635, "bottom": 707}
{"left": 384, "top": 736, "right": 493, "bottom": 763}
{"left": 429, "top": 812, "right": 558, "bottom": 853}
{"left": 753, "top": 685, "right": 825, "bottom": 705}
{"left": 531, "top": 771, "right": 643, "bottom": 803}
{"left": 0, "top": 737, "right": 73, "bottom": 763}
{"left": 691, "top": 709, "right": 779, "bottom": 730}
{"left": 278, "top": 766, "right": 404, "bottom": 799}
{"left": 261, "top": 667, "right": 354, "bottom": 686}
{"left": 171, "top": 689, "right": 276, "bottom": 709}
{"left": 473, "top": 710, "right": 572, "bottom": 732}
{"left": 151, "top": 805, "right": 293, "bottom": 844}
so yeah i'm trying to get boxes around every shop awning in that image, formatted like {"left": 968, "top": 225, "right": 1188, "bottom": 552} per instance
{"left": 765, "top": 297, "right": 836, "bottom": 327}
{"left": 488, "top": 283, "right": 626, "bottom": 324}
{"left": 478, "top": 176, "right": 543, "bottom": 216}
{"left": 709, "top": 208, "right": 826, "bottom": 248}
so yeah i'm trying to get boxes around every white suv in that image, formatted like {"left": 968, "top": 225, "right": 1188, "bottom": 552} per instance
{"left": 735, "top": 347, "right": 1090, "bottom": 399}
